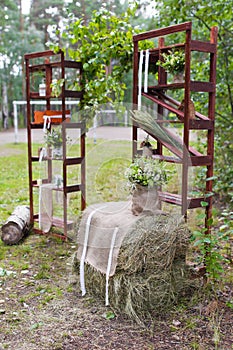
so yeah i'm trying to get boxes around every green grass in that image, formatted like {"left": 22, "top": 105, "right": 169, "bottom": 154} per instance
{"left": 0, "top": 139, "right": 132, "bottom": 225}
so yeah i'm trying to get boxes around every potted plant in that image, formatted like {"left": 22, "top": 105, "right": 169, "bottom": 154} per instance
{"left": 125, "top": 156, "right": 168, "bottom": 215}
{"left": 157, "top": 49, "right": 185, "bottom": 82}
{"left": 44, "top": 127, "right": 63, "bottom": 159}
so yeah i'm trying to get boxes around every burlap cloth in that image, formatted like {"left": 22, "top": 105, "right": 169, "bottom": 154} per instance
{"left": 77, "top": 201, "right": 155, "bottom": 303}
{"left": 39, "top": 184, "right": 53, "bottom": 233}
{"left": 131, "top": 185, "right": 159, "bottom": 216}
{"left": 77, "top": 201, "right": 142, "bottom": 274}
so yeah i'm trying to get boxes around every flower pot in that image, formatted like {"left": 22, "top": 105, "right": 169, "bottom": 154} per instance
{"left": 47, "top": 147, "right": 52, "bottom": 158}
{"left": 52, "top": 146, "right": 63, "bottom": 159}
{"left": 173, "top": 72, "right": 184, "bottom": 83}
{"left": 131, "top": 185, "right": 159, "bottom": 216}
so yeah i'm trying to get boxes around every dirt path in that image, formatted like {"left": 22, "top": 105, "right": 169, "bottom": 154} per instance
{"left": 0, "top": 126, "right": 139, "bottom": 145}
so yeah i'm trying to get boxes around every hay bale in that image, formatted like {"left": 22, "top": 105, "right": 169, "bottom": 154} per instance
{"left": 72, "top": 211, "right": 193, "bottom": 325}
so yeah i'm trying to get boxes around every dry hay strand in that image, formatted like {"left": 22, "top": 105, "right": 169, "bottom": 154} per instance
{"left": 116, "top": 214, "right": 190, "bottom": 274}
{"left": 72, "top": 213, "right": 194, "bottom": 325}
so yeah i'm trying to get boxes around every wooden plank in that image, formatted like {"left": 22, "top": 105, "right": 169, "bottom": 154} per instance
{"left": 64, "top": 157, "right": 83, "bottom": 166}
{"left": 190, "top": 81, "right": 215, "bottom": 92}
{"left": 189, "top": 119, "right": 214, "bottom": 130}
{"left": 161, "top": 127, "right": 202, "bottom": 156}
{"left": 155, "top": 92, "right": 211, "bottom": 122}
{"left": 139, "top": 43, "right": 186, "bottom": 56}
{"left": 190, "top": 40, "right": 216, "bottom": 53}
{"left": 29, "top": 64, "right": 47, "bottom": 71}
{"left": 64, "top": 60, "right": 82, "bottom": 69}
{"left": 51, "top": 217, "right": 73, "bottom": 230}
{"left": 158, "top": 191, "right": 211, "bottom": 208}
{"left": 152, "top": 154, "right": 182, "bottom": 163}
{"left": 148, "top": 83, "right": 185, "bottom": 91}
{"left": 148, "top": 81, "right": 215, "bottom": 93}
{"left": 32, "top": 179, "right": 50, "bottom": 187}
{"left": 140, "top": 128, "right": 183, "bottom": 158}
{"left": 142, "top": 92, "right": 184, "bottom": 119}
{"left": 133, "top": 22, "right": 192, "bottom": 42}
{"left": 24, "top": 50, "right": 59, "bottom": 60}
{"left": 30, "top": 92, "right": 43, "bottom": 99}
{"left": 63, "top": 121, "right": 85, "bottom": 130}
{"left": 64, "top": 90, "right": 83, "bottom": 98}
{"left": 188, "top": 197, "right": 210, "bottom": 209}
{"left": 158, "top": 191, "right": 182, "bottom": 205}
{"left": 65, "top": 184, "right": 82, "bottom": 193}
{"left": 190, "top": 156, "right": 212, "bottom": 166}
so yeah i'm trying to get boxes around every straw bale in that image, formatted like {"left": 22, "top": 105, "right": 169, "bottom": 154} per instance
{"left": 72, "top": 212, "right": 194, "bottom": 325}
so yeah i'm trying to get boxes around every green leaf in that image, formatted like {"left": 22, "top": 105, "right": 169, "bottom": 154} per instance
{"left": 30, "top": 322, "right": 43, "bottom": 330}
{"left": 104, "top": 311, "right": 115, "bottom": 320}
{"left": 200, "top": 201, "right": 208, "bottom": 207}
{"left": 206, "top": 176, "right": 218, "bottom": 181}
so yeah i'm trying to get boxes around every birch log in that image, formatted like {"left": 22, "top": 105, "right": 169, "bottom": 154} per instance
{"left": 1, "top": 206, "right": 31, "bottom": 245}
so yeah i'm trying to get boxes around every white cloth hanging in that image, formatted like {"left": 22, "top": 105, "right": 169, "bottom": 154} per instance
{"left": 39, "top": 184, "right": 53, "bottom": 233}
{"left": 144, "top": 49, "right": 150, "bottom": 93}
{"left": 138, "top": 50, "right": 144, "bottom": 109}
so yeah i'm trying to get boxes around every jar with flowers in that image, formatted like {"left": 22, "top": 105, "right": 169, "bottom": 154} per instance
{"left": 156, "top": 48, "right": 185, "bottom": 83}
{"left": 125, "top": 156, "right": 168, "bottom": 216}
{"left": 44, "top": 127, "right": 63, "bottom": 159}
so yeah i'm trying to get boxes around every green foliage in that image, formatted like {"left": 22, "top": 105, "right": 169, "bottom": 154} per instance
{"left": 191, "top": 203, "right": 231, "bottom": 282}
{"left": 214, "top": 136, "right": 233, "bottom": 200}
{"left": 50, "top": 6, "right": 153, "bottom": 117}
{"left": 104, "top": 310, "right": 116, "bottom": 320}
{"left": 219, "top": 209, "right": 233, "bottom": 237}
{"left": 157, "top": 49, "right": 185, "bottom": 74}
{"left": 50, "top": 78, "right": 65, "bottom": 97}
{"left": 44, "top": 127, "right": 71, "bottom": 148}
{"left": 44, "top": 128, "right": 63, "bottom": 148}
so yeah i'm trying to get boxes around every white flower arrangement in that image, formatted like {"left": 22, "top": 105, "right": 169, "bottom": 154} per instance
{"left": 125, "top": 156, "right": 168, "bottom": 191}
{"left": 44, "top": 127, "right": 72, "bottom": 148}
{"left": 157, "top": 49, "right": 185, "bottom": 74}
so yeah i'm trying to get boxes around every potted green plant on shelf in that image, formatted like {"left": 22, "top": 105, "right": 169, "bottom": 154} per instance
{"left": 125, "top": 156, "right": 168, "bottom": 215}
{"left": 157, "top": 49, "right": 185, "bottom": 83}
{"left": 44, "top": 127, "right": 63, "bottom": 159}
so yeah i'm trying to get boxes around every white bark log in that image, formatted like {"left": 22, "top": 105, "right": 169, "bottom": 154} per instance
{"left": 1, "top": 206, "right": 30, "bottom": 245}
{"left": 2, "top": 82, "right": 9, "bottom": 129}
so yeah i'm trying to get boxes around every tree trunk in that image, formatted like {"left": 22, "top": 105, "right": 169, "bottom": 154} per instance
{"left": 2, "top": 82, "right": 9, "bottom": 129}
{"left": 1, "top": 206, "right": 31, "bottom": 245}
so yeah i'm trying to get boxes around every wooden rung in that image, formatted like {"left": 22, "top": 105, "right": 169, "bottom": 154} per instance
{"left": 52, "top": 217, "right": 73, "bottom": 230}
{"left": 158, "top": 191, "right": 211, "bottom": 209}
{"left": 152, "top": 154, "right": 182, "bottom": 163}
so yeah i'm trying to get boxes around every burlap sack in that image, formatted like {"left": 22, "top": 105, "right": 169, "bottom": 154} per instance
{"left": 76, "top": 201, "right": 141, "bottom": 277}
{"left": 131, "top": 185, "right": 159, "bottom": 216}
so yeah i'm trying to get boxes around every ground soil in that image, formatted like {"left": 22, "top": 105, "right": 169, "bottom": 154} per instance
{"left": 0, "top": 232, "right": 232, "bottom": 350}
